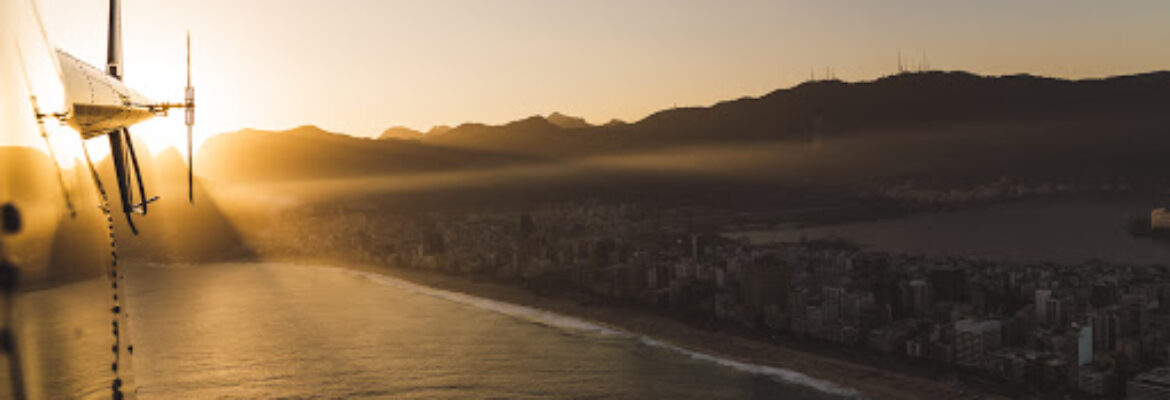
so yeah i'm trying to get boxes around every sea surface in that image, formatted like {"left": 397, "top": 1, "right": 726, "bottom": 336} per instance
{"left": 12, "top": 262, "right": 858, "bottom": 399}
{"left": 732, "top": 197, "right": 1170, "bottom": 265}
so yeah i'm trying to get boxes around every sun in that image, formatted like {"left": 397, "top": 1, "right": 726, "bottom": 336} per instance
{"left": 38, "top": 113, "right": 201, "bottom": 171}
{"left": 128, "top": 117, "right": 199, "bottom": 156}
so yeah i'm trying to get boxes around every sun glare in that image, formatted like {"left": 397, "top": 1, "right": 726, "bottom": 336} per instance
{"left": 131, "top": 118, "right": 200, "bottom": 156}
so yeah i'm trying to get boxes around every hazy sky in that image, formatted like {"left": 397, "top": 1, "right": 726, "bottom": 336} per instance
{"left": 35, "top": 0, "right": 1170, "bottom": 149}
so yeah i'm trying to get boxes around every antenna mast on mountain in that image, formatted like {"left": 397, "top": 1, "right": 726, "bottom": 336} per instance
{"left": 916, "top": 50, "right": 930, "bottom": 72}
{"left": 898, "top": 50, "right": 905, "bottom": 74}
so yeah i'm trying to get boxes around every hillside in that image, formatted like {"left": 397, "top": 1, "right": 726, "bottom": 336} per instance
{"left": 407, "top": 71, "right": 1170, "bottom": 156}
{"left": 194, "top": 71, "right": 1170, "bottom": 204}
{"left": 633, "top": 71, "right": 1169, "bottom": 141}
{"left": 377, "top": 126, "right": 424, "bottom": 141}
{"left": 420, "top": 116, "right": 583, "bottom": 155}
{"left": 545, "top": 112, "right": 593, "bottom": 129}
{"left": 197, "top": 125, "right": 538, "bottom": 183}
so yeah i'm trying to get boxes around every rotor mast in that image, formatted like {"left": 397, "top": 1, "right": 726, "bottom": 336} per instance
{"left": 106, "top": 0, "right": 122, "bottom": 80}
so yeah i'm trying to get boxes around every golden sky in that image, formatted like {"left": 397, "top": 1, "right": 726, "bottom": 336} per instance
{"left": 35, "top": 0, "right": 1170, "bottom": 151}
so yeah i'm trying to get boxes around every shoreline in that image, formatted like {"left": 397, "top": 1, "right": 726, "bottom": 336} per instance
{"left": 295, "top": 258, "right": 1011, "bottom": 400}
{"left": 323, "top": 263, "right": 860, "bottom": 397}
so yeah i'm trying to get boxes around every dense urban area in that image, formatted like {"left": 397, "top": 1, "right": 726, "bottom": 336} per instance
{"left": 248, "top": 199, "right": 1170, "bottom": 399}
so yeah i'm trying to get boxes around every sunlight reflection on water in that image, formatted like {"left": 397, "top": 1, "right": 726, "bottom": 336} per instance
{"left": 117, "top": 262, "right": 852, "bottom": 400}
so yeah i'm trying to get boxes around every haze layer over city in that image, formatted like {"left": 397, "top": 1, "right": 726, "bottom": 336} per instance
{"left": 1, "top": 1, "right": 1169, "bottom": 400}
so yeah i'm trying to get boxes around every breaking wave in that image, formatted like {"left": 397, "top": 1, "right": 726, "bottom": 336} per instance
{"left": 639, "top": 337, "right": 861, "bottom": 397}
{"left": 331, "top": 264, "right": 862, "bottom": 398}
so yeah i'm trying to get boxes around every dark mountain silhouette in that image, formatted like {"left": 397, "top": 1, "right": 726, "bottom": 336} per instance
{"left": 545, "top": 112, "right": 592, "bottom": 129}
{"left": 603, "top": 119, "right": 628, "bottom": 127}
{"left": 195, "top": 71, "right": 1170, "bottom": 199}
{"left": 420, "top": 116, "right": 573, "bottom": 153}
{"left": 630, "top": 71, "right": 1169, "bottom": 143}
{"left": 426, "top": 125, "right": 452, "bottom": 136}
{"left": 407, "top": 71, "right": 1170, "bottom": 156}
{"left": 378, "top": 126, "right": 424, "bottom": 141}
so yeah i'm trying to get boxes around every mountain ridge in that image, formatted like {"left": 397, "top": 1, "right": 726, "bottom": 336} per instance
{"left": 379, "top": 70, "right": 1170, "bottom": 156}
{"left": 545, "top": 112, "right": 592, "bottom": 129}
{"left": 197, "top": 70, "right": 1170, "bottom": 186}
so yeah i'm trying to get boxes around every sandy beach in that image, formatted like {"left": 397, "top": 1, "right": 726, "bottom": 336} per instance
{"left": 316, "top": 259, "right": 1013, "bottom": 400}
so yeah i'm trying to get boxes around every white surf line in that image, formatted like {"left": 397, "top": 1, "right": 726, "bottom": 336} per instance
{"left": 638, "top": 337, "right": 863, "bottom": 397}
{"left": 323, "top": 264, "right": 863, "bottom": 398}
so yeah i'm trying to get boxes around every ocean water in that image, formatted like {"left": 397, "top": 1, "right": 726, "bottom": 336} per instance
{"left": 733, "top": 197, "right": 1170, "bottom": 265}
{"left": 33, "top": 262, "right": 857, "bottom": 400}
{"left": 8, "top": 278, "right": 118, "bottom": 400}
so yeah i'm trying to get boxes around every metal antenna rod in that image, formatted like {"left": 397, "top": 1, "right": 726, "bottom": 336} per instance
{"left": 186, "top": 31, "right": 195, "bottom": 204}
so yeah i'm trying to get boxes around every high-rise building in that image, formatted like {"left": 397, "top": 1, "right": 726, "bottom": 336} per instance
{"left": 1047, "top": 297, "right": 1068, "bottom": 328}
{"left": 1121, "top": 293, "right": 1149, "bottom": 336}
{"left": 1076, "top": 325, "right": 1093, "bottom": 366}
{"left": 822, "top": 286, "right": 845, "bottom": 322}
{"left": 743, "top": 261, "right": 789, "bottom": 312}
{"left": 1088, "top": 310, "right": 1120, "bottom": 353}
{"left": 908, "top": 279, "right": 931, "bottom": 316}
{"left": 954, "top": 319, "right": 1002, "bottom": 369}
{"left": 787, "top": 289, "right": 808, "bottom": 322}
{"left": 1036, "top": 289, "right": 1052, "bottom": 324}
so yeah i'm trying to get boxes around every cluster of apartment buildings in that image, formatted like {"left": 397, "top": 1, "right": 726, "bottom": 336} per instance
{"left": 255, "top": 201, "right": 1170, "bottom": 398}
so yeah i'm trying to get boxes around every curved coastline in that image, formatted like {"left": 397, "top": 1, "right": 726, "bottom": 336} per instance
{"left": 287, "top": 260, "right": 1012, "bottom": 400}
{"left": 325, "top": 263, "right": 863, "bottom": 398}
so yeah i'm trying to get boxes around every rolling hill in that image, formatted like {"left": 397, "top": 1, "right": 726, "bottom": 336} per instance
{"left": 194, "top": 71, "right": 1170, "bottom": 194}
{"left": 197, "top": 125, "right": 539, "bottom": 183}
